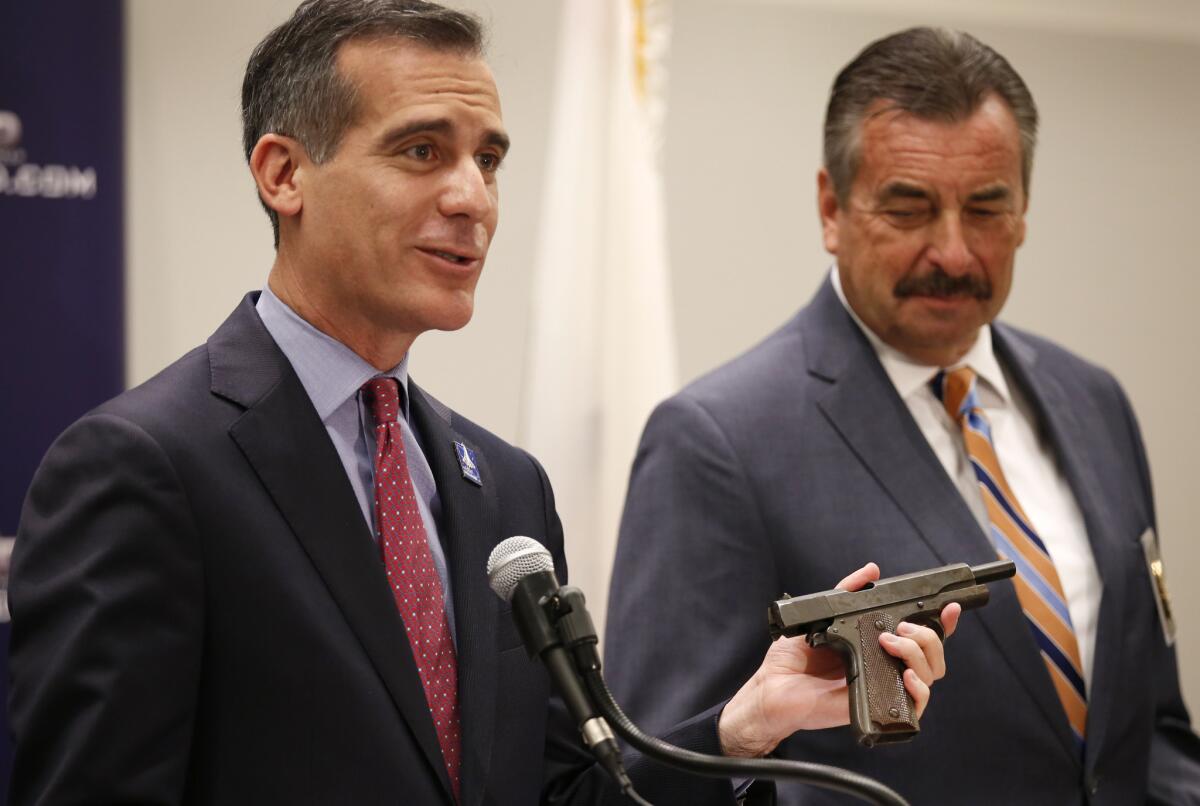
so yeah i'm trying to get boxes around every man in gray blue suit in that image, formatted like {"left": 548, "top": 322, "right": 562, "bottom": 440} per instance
{"left": 606, "top": 26, "right": 1200, "bottom": 805}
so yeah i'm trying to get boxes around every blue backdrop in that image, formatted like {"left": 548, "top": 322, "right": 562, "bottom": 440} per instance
{"left": 0, "top": 2, "right": 125, "bottom": 796}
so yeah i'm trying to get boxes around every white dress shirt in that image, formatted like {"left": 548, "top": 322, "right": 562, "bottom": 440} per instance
{"left": 831, "top": 266, "right": 1102, "bottom": 689}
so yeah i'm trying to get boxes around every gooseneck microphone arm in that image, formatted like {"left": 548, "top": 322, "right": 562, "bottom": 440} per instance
{"left": 508, "top": 568, "right": 633, "bottom": 789}
{"left": 487, "top": 536, "right": 910, "bottom": 806}
{"left": 487, "top": 540, "right": 647, "bottom": 803}
{"left": 584, "top": 666, "right": 908, "bottom": 806}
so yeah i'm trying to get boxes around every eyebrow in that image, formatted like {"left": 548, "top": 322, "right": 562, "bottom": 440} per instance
{"left": 877, "top": 181, "right": 1013, "bottom": 204}
{"left": 377, "top": 117, "right": 511, "bottom": 156}
{"left": 878, "top": 182, "right": 932, "bottom": 202}
{"left": 967, "top": 185, "right": 1012, "bottom": 203}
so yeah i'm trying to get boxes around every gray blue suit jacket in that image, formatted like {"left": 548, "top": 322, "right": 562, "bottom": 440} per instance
{"left": 606, "top": 278, "right": 1200, "bottom": 805}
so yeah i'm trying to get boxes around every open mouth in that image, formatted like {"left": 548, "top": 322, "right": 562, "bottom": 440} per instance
{"left": 420, "top": 247, "right": 476, "bottom": 267}
{"left": 433, "top": 250, "right": 469, "bottom": 265}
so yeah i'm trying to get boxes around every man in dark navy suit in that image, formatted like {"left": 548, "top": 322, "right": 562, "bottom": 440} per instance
{"left": 7, "top": 3, "right": 955, "bottom": 804}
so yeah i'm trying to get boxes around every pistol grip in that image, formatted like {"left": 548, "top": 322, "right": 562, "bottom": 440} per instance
{"left": 850, "top": 610, "right": 919, "bottom": 747}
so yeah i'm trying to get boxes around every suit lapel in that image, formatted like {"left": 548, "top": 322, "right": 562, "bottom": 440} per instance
{"left": 994, "top": 326, "right": 1129, "bottom": 769}
{"left": 409, "top": 383, "right": 501, "bottom": 806}
{"left": 803, "top": 281, "right": 1081, "bottom": 763}
{"left": 803, "top": 280, "right": 997, "bottom": 566}
{"left": 209, "top": 295, "right": 456, "bottom": 802}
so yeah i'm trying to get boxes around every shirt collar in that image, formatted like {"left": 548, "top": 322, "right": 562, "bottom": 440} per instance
{"left": 830, "top": 264, "right": 1011, "bottom": 405}
{"left": 256, "top": 284, "right": 411, "bottom": 422}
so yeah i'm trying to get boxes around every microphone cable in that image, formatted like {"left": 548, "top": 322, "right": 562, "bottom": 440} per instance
{"left": 581, "top": 664, "right": 909, "bottom": 806}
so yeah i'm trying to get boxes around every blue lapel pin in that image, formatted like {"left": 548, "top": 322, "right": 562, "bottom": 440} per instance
{"left": 454, "top": 440, "right": 482, "bottom": 486}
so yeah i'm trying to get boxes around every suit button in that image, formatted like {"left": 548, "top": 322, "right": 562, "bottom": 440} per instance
{"left": 1085, "top": 773, "right": 1101, "bottom": 796}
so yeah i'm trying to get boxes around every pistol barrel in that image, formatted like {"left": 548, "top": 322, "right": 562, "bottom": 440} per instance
{"left": 969, "top": 559, "right": 1016, "bottom": 585}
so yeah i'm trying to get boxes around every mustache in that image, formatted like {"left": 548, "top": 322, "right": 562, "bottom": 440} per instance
{"left": 894, "top": 269, "right": 992, "bottom": 300}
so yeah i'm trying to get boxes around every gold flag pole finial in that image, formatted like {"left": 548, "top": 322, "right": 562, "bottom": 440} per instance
{"left": 632, "top": 0, "right": 648, "bottom": 100}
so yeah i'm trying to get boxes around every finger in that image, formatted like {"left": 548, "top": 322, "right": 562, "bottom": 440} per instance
{"left": 765, "top": 634, "right": 845, "bottom": 679}
{"left": 835, "top": 562, "right": 880, "bottom": 592}
{"left": 880, "top": 630, "right": 934, "bottom": 685}
{"left": 904, "top": 668, "right": 931, "bottom": 718}
{"left": 896, "top": 621, "right": 947, "bottom": 680}
{"left": 940, "top": 602, "right": 962, "bottom": 639}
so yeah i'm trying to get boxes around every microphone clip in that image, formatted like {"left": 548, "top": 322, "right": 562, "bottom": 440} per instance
{"left": 550, "top": 586, "right": 603, "bottom": 674}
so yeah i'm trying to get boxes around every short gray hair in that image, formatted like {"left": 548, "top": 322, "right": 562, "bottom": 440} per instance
{"left": 824, "top": 27, "right": 1038, "bottom": 202}
{"left": 242, "top": 0, "right": 485, "bottom": 245}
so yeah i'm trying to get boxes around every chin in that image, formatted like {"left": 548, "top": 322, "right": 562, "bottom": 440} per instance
{"left": 427, "top": 299, "right": 476, "bottom": 333}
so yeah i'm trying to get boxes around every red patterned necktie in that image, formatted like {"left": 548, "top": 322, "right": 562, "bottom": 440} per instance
{"left": 363, "top": 377, "right": 461, "bottom": 799}
{"left": 933, "top": 367, "right": 1087, "bottom": 749}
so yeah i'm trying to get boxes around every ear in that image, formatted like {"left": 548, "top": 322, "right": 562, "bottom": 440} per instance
{"left": 249, "top": 133, "right": 306, "bottom": 220}
{"left": 1015, "top": 191, "right": 1029, "bottom": 248}
{"left": 817, "top": 168, "right": 842, "bottom": 254}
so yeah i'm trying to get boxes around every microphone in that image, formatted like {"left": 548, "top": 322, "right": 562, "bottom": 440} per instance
{"left": 488, "top": 537, "right": 911, "bottom": 806}
{"left": 486, "top": 537, "right": 633, "bottom": 794}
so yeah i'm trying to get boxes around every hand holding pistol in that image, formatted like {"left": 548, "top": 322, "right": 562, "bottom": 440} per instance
{"left": 768, "top": 560, "right": 1015, "bottom": 747}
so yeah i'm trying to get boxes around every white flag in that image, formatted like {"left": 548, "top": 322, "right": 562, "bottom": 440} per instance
{"left": 519, "top": 0, "right": 677, "bottom": 640}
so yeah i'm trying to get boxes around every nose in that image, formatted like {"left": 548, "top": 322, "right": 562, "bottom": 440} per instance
{"left": 928, "top": 211, "right": 975, "bottom": 275}
{"left": 437, "top": 157, "right": 495, "bottom": 222}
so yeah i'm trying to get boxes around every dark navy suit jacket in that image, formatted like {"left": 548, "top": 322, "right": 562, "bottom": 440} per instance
{"left": 606, "top": 278, "right": 1200, "bottom": 805}
{"left": 9, "top": 295, "right": 731, "bottom": 806}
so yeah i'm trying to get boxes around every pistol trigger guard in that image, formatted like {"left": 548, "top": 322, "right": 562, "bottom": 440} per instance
{"left": 810, "top": 628, "right": 860, "bottom": 682}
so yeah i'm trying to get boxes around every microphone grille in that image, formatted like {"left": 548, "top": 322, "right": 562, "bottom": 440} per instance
{"left": 487, "top": 536, "right": 554, "bottom": 602}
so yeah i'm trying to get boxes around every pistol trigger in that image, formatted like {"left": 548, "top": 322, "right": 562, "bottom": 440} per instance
{"left": 905, "top": 610, "right": 945, "bottom": 641}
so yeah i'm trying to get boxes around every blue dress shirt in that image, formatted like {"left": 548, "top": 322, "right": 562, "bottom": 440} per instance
{"left": 255, "top": 286, "right": 456, "bottom": 637}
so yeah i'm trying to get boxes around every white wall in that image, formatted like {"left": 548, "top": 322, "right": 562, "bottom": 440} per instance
{"left": 127, "top": 0, "right": 1200, "bottom": 712}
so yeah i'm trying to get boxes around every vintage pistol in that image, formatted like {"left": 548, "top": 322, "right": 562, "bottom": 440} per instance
{"left": 768, "top": 560, "right": 1015, "bottom": 747}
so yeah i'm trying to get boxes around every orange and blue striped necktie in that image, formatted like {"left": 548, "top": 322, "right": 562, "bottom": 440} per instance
{"left": 932, "top": 366, "right": 1087, "bottom": 750}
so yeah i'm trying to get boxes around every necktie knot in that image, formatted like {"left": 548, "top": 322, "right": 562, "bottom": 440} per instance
{"left": 363, "top": 377, "right": 401, "bottom": 426}
{"left": 932, "top": 366, "right": 978, "bottom": 422}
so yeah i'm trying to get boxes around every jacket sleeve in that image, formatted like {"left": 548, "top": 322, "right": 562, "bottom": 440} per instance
{"left": 604, "top": 394, "right": 779, "bottom": 739}
{"left": 8, "top": 412, "right": 204, "bottom": 806}
{"left": 569, "top": 393, "right": 784, "bottom": 805}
